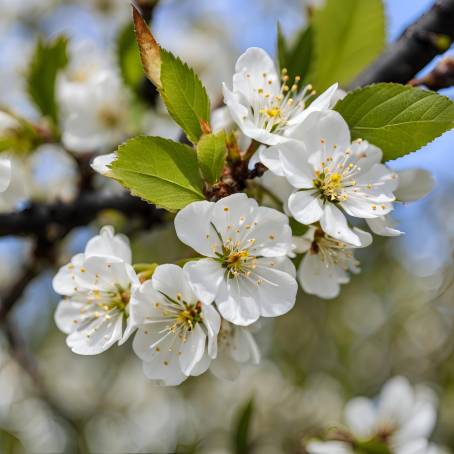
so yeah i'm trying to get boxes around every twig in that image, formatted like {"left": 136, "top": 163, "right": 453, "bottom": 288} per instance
{"left": 351, "top": 0, "right": 454, "bottom": 87}
{"left": 0, "top": 192, "right": 164, "bottom": 238}
{"left": 409, "top": 56, "right": 454, "bottom": 89}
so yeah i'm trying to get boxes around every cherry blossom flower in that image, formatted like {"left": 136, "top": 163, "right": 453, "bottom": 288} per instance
{"left": 175, "top": 193, "right": 297, "bottom": 326}
{"left": 293, "top": 225, "right": 372, "bottom": 299}
{"left": 222, "top": 47, "right": 338, "bottom": 146}
{"left": 209, "top": 321, "right": 260, "bottom": 380}
{"left": 129, "top": 264, "right": 221, "bottom": 386}
{"left": 53, "top": 226, "right": 139, "bottom": 355}
{"left": 307, "top": 376, "right": 439, "bottom": 454}
{"left": 57, "top": 43, "right": 130, "bottom": 153}
{"left": 264, "top": 110, "right": 398, "bottom": 246}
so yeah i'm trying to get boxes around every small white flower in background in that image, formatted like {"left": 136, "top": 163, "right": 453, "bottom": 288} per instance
{"left": 263, "top": 110, "right": 398, "bottom": 246}
{"left": 129, "top": 264, "right": 221, "bottom": 386}
{"left": 57, "top": 42, "right": 130, "bottom": 153}
{"left": 53, "top": 226, "right": 139, "bottom": 355}
{"left": 0, "top": 156, "right": 11, "bottom": 193}
{"left": 293, "top": 225, "right": 372, "bottom": 299}
{"left": 307, "top": 376, "right": 439, "bottom": 454}
{"left": 175, "top": 193, "right": 297, "bottom": 326}
{"left": 161, "top": 25, "right": 234, "bottom": 101}
{"left": 0, "top": 155, "right": 29, "bottom": 213}
{"left": 367, "top": 168, "right": 435, "bottom": 237}
{"left": 91, "top": 152, "right": 116, "bottom": 177}
{"left": 29, "top": 144, "right": 78, "bottom": 203}
{"left": 222, "top": 47, "right": 338, "bottom": 146}
{"left": 209, "top": 321, "right": 260, "bottom": 380}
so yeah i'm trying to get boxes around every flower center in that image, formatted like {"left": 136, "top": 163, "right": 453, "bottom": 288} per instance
{"left": 314, "top": 171, "right": 344, "bottom": 201}
{"left": 252, "top": 68, "right": 315, "bottom": 133}
{"left": 175, "top": 301, "right": 203, "bottom": 331}
{"left": 98, "top": 106, "right": 122, "bottom": 128}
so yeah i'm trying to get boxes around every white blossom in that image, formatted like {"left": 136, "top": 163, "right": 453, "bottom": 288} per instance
{"left": 53, "top": 226, "right": 139, "bottom": 355}
{"left": 222, "top": 47, "right": 338, "bottom": 146}
{"left": 264, "top": 110, "right": 398, "bottom": 246}
{"left": 0, "top": 156, "right": 11, "bottom": 193}
{"left": 29, "top": 144, "right": 78, "bottom": 203}
{"left": 209, "top": 321, "right": 260, "bottom": 380}
{"left": 175, "top": 193, "right": 297, "bottom": 326}
{"left": 129, "top": 264, "right": 221, "bottom": 386}
{"left": 57, "top": 43, "right": 130, "bottom": 153}
{"left": 367, "top": 168, "right": 434, "bottom": 237}
{"left": 294, "top": 225, "right": 372, "bottom": 299}
{"left": 307, "top": 376, "right": 438, "bottom": 454}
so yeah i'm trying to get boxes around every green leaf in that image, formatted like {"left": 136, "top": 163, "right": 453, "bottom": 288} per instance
{"left": 334, "top": 83, "right": 454, "bottom": 160}
{"left": 111, "top": 136, "right": 205, "bottom": 211}
{"left": 26, "top": 35, "right": 68, "bottom": 124}
{"left": 311, "top": 0, "right": 385, "bottom": 91}
{"left": 117, "top": 22, "right": 143, "bottom": 92}
{"left": 233, "top": 398, "right": 255, "bottom": 454}
{"left": 197, "top": 131, "right": 227, "bottom": 184}
{"left": 160, "top": 49, "right": 211, "bottom": 144}
{"left": 277, "top": 24, "right": 314, "bottom": 85}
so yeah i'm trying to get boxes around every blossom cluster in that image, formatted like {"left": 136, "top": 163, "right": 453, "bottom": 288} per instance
{"left": 48, "top": 46, "right": 438, "bottom": 390}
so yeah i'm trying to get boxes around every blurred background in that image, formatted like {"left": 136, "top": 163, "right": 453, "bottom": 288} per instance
{"left": 0, "top": 0, "right": 453, "bottom": 452}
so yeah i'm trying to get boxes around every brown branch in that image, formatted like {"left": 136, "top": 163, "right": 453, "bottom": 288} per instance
{"left": 0, "top": 192, "right": 164, "bottom": 238}
{"left": 351, "top": 0, "right": 454, "bottom": 87}
{"left": 409, "top": 56, "right": 454, "bottom": 89}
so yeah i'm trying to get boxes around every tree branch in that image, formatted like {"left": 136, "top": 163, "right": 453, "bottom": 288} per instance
{"left": 409, "top": 56, "right": 454, "bottom": 89}
{"left": 0, "top": 192, "right": 164, "bottom": 238}
{"left": 351, "top": 0, "right": 454, "bottom": 87}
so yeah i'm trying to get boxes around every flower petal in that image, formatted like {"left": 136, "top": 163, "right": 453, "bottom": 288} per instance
{"left": 366, "top": 215, "right": 403, "bottom": 237}
{"left": 179, "top": 323, "right": 206, "bottom": 376}
{"left": 320, "top": 203, "right": 361, "bottom": 246}
{"left": 183, "top": 259, "right": 224, "bottom": 305}
{"left": 174, "top": 200, "right": 216, "bottom": 257}
{"left": 344, "top": 397, "right": 377, "bottom": 439}
{"left": 85, "top": 225, "right": 132, "bottom": 263}
{"left": 0, "top": 157, "right": 11, "bottom": 192}
{"left": 288, "top": 190, "right": 323, "bottom": 224}
{"left": 395, "top": 169, "right": 434, "bottom": 202}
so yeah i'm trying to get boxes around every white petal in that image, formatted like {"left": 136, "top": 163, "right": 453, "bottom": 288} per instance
{"left": 190, "top": 351, "right": 212, "bottom": 376}
{"left": 289, "top": 110, "right": 350, "bottom": 153}
{"left": 216, "top": 277, "right": 261, "bottom": 326}
{"left": 52, "top": 253, "right": 84, "bottom": 295}
{"left": 210, "top": 354, "right": 241, "bottom": 381}
{"left": 288, "top": 190, "right": 323, "bottom": 224}
{"left": 142, "top": 350, "right": 188, "bottom": 386}
{"left": 287, "top": 83, "right": 339, "bottom": 128}
{"left": 279, "top": 140, "right": 315, "bottom": 189}
{"left": 179, "top": 324, "right": 206, "bottom": 376}
{"left": 200, "top": 303, "right": 221, "bottom": 358}
{"left": 395, "top": 169, "right": 435, "bottom": 202}
{"left": 252, "top": 260, "right": 297, "bottom": 317}
{"left": 183, "top": 259, "right": 224, "bottom": 305}
{"left": 306, "top": 441, "right": 352, "bottom": 454}
{"left": 259, "top": 146, "right": 285, "bottom": 176}
{"left": 242, "top": 205, "right": 293, "bottom": 257}
{"left": 344, "top": 397, "right": 377, "bottom": 438}
{"left": 352, "top": 227, "right": 373, "bottom": 248}
{"left": 66, "top": 314, "right": 124, "bottom": 355}
{"left": 259, "top": 171, "right": 294, "bottom": 204}
{"left": 0, "top": 157, "right": 11, "bottom": 192}
{"left": 152, "top": 264, "right": 195, "bottom": 304}
{"left": 320, "top": 203, "right": 361, "bottom": 246}
{"left": 127, "top": 280, "right": 166, "bottom": 327}
{"left": 377, "top": 376, "right": 414, "bottom": 425}
{"left": 298, "top": 253, "right": 344, "bottom": 299}
{"left": 174, "top": 200, "right": 216, "bottom": 257}
{"left": 396, "top": 439, "right": 430, "bottom": 454}
{"left": 232, "top": 47, "right": 280, "bottom": 104}
{"left": 366, "top": 215, "right": 403, "bottom": 237}
{"left": 85, "top": 225, "right": 132, "bottom": 263}
{"left": 91, "top": 153, "right": 116, "bottom": 176}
